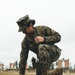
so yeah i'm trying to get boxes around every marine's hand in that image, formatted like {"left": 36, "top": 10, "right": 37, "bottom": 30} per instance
{"left": 34, "top": 36, "right": 44, "bottom": 44}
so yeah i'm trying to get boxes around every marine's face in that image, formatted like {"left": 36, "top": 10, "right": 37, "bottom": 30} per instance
{"left": 22, "top": 24, "right": 34, "bottom": 35}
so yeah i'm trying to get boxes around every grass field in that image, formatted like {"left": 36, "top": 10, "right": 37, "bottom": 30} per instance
{"left": 0, "top": 72, "right": 18, "bottom": 75}
{"left": 0, "top": 72, "right": 75, "bottom": 75}
{"left": 0, "top": 71, "right": 35, "bottom": 75}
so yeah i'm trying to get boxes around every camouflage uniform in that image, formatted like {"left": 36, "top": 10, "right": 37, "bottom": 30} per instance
{"left": 19, "top": 26, "right": 61, "bottom": 74}
{"left": 16, "top": 15, "right": 61, "bottom": 75}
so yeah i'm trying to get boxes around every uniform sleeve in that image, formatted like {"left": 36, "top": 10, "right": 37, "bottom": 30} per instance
{"left": 43, "top": 27, "right": 61, "bottom": 44}
{"left": 19, "top": 37, "right": 29, "bottom": 74}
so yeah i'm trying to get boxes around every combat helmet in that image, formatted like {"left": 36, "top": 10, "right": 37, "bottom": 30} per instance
{"left": 16, "top": 15, "right": 35, "bottom": 32}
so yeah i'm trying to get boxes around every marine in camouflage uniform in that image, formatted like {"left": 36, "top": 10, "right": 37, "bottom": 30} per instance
{"left": 16, "top": 15, "right": 61, "bottom": 75}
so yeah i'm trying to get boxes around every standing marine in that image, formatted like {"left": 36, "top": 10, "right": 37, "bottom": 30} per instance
{"left": 16, "top": 15, "right": 61, "bottom": 75}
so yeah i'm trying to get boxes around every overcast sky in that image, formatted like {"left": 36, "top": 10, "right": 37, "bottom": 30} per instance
{"left": 0, "top": 0, "right": 75, "bottom": 69}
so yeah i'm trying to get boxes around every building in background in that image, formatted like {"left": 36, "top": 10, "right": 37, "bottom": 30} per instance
{"left": 57, "top": 58, "right": 69, "bottom": 69}
{"left": 0, "top": 62, "right": 4, "bottom": 71}
{"left": 9, "top": 63, "right": 15, "bottom": 70}
{"left": 9, "top": 62, "right": 28, "bottom": 70}
{"left": 26, "top": 62, "right": 28, "bottom": 70}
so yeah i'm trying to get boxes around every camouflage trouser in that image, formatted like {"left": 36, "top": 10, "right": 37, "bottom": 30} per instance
{"left": 36, "top": 44, "right": 61, "bottom": 75}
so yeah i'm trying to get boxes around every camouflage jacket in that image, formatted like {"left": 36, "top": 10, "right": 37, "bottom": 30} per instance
{"left": 19, "top": 25, "right": 61, "bottom": 74}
